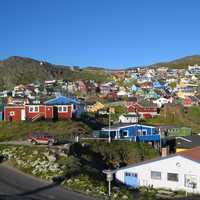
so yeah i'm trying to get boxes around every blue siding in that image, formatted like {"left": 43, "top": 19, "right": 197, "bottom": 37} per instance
{"left": 0, "top": 112, "right": 3, "bottom": 121}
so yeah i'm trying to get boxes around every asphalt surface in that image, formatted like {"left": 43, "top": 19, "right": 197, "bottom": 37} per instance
{"left": 0, "top": 164, "right": 100, "bottom": 200}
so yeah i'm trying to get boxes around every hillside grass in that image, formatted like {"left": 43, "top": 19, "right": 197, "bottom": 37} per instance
{"left": 0, "top": 120, "right": 92, "bottom": 142}
{"left": 144, "top": 106, "right": 200, "bottom": 133}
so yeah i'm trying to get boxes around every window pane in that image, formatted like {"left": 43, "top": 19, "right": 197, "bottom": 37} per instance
{"left": 30, "top": 107, "right": 33, "bottom": 112}
{"left": 151, "top": 171, "right": 161, "bottom": 180}
{"left": 122, "top": 131, "right": 128, "bottom": 137}
{"left": 63, "top": 106, "right": 67, "bottom": 112}
{"left": 35, "top": 106, "right": 39, "bottom": 112}
{"left": 168, "top": 173, "right": 179, "bottom": 182}
{"left": 58, "top": 106, "right": 62, "bottom": 112}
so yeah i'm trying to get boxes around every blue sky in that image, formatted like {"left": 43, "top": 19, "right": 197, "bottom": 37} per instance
{"left": 0, "top": 0, "right": 200, "bottom": 68}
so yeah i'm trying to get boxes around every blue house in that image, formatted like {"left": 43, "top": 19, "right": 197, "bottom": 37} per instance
{"left": 131, "top": 85, "right": 139, "bottom": 92}
{"left": 153, "top": 81, "right": 163, "bottom": 89}
{"left": 94, "top": 124, "right": 161, "bottom": 142}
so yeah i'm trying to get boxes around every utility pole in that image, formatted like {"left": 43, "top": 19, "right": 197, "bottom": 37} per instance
{"left": 103, "top": 170, "right": 114, "bottom": 198}
{"left": 108, "top": 107, "right": 111, "bottom": 143}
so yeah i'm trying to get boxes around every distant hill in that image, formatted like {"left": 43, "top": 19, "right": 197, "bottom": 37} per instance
{"left": 0, "top": 56, "right": 111, "bottom": 89}
{"left": 151, "top": 55, "right": 200, "bottom": 69}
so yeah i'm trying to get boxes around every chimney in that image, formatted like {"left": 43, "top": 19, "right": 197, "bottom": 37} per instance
{"left": 161, "top": 146, "right": 169, "bottom": 157}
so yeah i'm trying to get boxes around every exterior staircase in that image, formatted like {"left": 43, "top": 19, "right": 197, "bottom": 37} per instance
{"left": 32, "top": 113, "right": 43, "bottom": 122}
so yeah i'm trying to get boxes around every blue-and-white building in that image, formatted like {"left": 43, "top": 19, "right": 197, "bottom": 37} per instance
{"left": 94, "top": 124, "right": 160, "bottom": 143}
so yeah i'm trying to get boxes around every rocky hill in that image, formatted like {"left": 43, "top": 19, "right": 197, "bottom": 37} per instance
{"left": 0, "top": 56, "right": 111, "bottom": 89}
{"left": 151, "top": 55, "right": 200, "bottom": 69}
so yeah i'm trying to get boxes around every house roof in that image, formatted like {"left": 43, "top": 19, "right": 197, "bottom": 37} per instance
{"left": 176, "top": 135, "right": 200, "bottom": 149}
{"left": 102, "top": 123, "right": 156, "bottom": 131}
{"left": 44, "top": 96, "right": 79, "bottom": 105}
{"left": 178, "top": 146, "right": 200, "bottom": 162}
{"left": 112, "top": 147, "right": 200, "bottom": 173}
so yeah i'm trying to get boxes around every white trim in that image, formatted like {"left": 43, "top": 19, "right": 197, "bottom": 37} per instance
{"left": 57, "top": 105, "right": 68, "bottom": 113}
{"left": 29, "top": 105, "right": 39, "bottom": 113}
{"left": 122, "top": 130, "right": 129, "bottom": 137}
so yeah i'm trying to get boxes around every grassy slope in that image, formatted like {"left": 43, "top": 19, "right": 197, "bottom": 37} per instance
{"left": 152, "top": 55, "right": 200, "bottom": 69}
{"left": 0, "top": 120, "right": 92, "bottom": 142}
{"left": 0, "top": 56, "right": 111, "bottom": 89}
{"left": 144, "top": 105, "right": 200, "bottom": 133}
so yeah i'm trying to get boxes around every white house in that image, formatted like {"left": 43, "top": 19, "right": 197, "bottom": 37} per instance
{"left": 115, "top": 147, "right": 200, "bottom": 193}
{"left": 153, "top": 97, "right": 173, "bottom": 108}
{"left": 119, "top": 114, "right": 139, "bottom": 124}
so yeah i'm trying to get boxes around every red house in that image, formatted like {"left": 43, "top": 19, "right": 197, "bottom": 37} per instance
{"left": 25, "top": 105, "right": 53, "bottom": 121}
{"left": 127, "top": 102, "right": 158, "bottom": 119}
{"left": 4, "top": 106, "right": 26, "bottom": 122}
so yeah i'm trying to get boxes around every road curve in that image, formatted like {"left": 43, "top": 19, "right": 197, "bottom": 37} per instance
{"left": 0, "top": 164, "right": 101, "bottom": 200}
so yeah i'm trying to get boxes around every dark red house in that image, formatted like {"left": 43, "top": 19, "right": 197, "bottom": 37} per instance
{"left": 127, "top": 102, "right": 158, "bottom": 119}
{"left": 4, "top": 106, "right": 26, "bottom": 122}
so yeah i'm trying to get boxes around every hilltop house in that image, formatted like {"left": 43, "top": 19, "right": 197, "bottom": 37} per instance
{"left": 114, "top": 147, "right": 200, "bottom": 193}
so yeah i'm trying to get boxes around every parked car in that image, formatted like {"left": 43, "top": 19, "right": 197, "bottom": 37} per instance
{"left": 27, "top": 132, "right": 57, "bottom": 145}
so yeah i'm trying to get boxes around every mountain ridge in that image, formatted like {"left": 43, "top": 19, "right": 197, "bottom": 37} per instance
{"left": 1, "top": 54, "right": 200, "bottom": 89}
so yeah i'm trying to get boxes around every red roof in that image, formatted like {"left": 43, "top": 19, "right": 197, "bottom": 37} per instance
{"left": 178, "top": 147, "right": 200, "bottom": 162}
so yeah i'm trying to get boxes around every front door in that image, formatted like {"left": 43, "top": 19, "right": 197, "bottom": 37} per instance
{"left": 124, "top": 172, "right": 138, "bottom": 188}
{"left": 21, "top": 109, "right": 25, "bottom": 120}
{"left": 53, "top": 106, "right": 58, "bottom": 121}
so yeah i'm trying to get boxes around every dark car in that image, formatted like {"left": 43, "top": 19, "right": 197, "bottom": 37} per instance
{"left": 27, "top": 132, "right": 57, "bottom": 145}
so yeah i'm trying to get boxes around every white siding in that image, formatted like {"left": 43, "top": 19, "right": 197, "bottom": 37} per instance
{"left": 116, "top": 155, "right": 200, "bottom": 193}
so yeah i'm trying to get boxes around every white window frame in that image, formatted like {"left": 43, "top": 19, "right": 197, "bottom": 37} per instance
{"left": 167, "top": 173, "right": 179, "bottom": 182}
{"left": 151, "top": 171, "right": 161, "bottom": 180}
{"left": 9, "top": 111, "right": 15, "bottom": 116}
{"left": 58, "top": 106, "right": 68, "bottom": 113}
{"left": 137, "top": 129, "right": 147, "bottom": 136}
{"left": 29, "top": 106, "right": 39, "bottom": 113}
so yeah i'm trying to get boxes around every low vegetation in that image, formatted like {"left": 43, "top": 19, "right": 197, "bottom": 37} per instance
{"left": 0, "top": 120, "right": 92, "bottom": 142}
{"left": 0, "top": 141, "right": 159, "bottom": 199}
{"left": 144, "top": 105, "right": 200, "bottom": 133}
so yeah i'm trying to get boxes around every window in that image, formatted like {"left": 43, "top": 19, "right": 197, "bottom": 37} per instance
{"left": 137, "top": 129, "right": 147, "bottom": 136}
{"left": 167, "top": 173, "right": 179, "bottom": 182}
{"left": 58, "top": 106, "right": 68, "bottom": 112}
{"left": 58, "top": 106, "right": 62, "bottom": 112}
{"left": 125, "top": 172, "right": 137, "bottom": 177}
{"left": 151, "top": 171, "right": 161, "bottom": 180}
{"left": 29, "top": 106, "right": 39, "bottom": 112}
{"left": 9, "top": 111, "right": 15, "bottom": 116}
{"left": 63, "top": 106, "right": 67, "bottom": 112}
{"left": 122, "top": 130, "right": 128, "bottom": 137}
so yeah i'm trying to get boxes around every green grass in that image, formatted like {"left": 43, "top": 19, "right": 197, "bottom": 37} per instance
{"left": 0, "top": 120, "right": 92, "bottom": 142}
{"left": 144, "top": 106, "right": 200, "bottom": 133}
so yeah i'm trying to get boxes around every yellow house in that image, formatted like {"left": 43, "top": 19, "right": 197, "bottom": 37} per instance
{"left": 87, "top": 101, "right": 105, "bottom": 113}
{"left": 176, "top": 91, "right": 196, "bottom": 98}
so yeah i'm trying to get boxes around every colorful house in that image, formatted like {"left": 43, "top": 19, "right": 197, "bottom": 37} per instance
{"left": 4, "top": 106, "right": 25, "bottom": 121}
{"left": 127, "top": 102, "right": 159, "bottom": 119}
{"left": 4, "top": 96, "right": 75, "bottom": 121}
{"left": 94, "top": 124, "right": 160, "bottom": 143}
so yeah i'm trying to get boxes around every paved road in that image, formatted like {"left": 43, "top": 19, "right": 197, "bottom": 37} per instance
{"left": 0, "top": 164, "right": 100, "bottom": 200}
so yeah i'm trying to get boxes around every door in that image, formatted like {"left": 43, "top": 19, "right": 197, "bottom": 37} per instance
{"left": 53, "top": 106, "right": 58, "bottom": 121}
{"left": 21, "top": 109, "right": 25, "bottom": 120}
{"left": 124, "top": 172, "right": 139, "bottom": 188}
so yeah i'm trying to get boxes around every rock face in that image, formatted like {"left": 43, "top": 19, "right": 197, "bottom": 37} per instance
{"left": 0, "top": 56, "right": 110, "bottom": 89}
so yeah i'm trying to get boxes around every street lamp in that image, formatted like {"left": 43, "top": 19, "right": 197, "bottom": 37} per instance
{"left": 103, "top": 169, "right": 114, "bottom": 198}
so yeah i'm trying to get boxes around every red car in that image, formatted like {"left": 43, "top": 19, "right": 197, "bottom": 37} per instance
{"left": 27, "top": 132, "right": 57, "bottom": 145}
